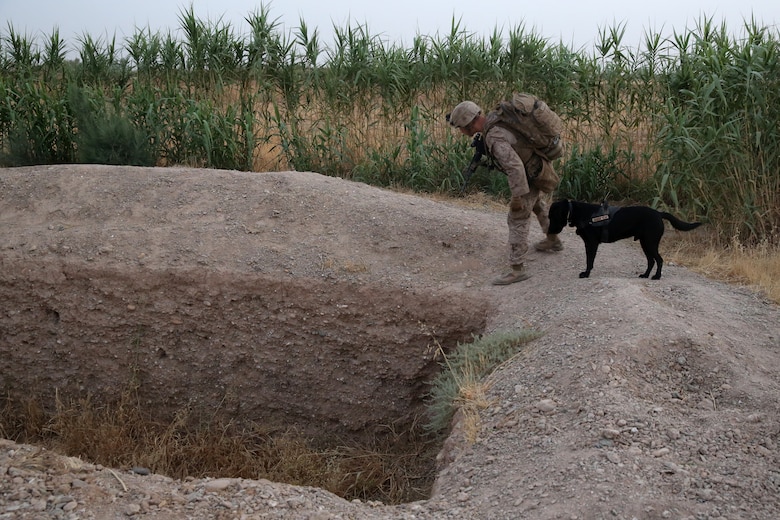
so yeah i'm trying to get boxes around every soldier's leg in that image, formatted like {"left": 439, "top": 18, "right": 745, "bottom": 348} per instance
{"left": 533, "top": 196, "right": 550, "bottom": 233}
{"left": 507, "top": 207, "right": 532, "bottom": 266}
{"left": 533, "top": 193, "right": 563, "bottom": 252}
{"left": 492, "top": 193, "right": 534, "bottom": 285}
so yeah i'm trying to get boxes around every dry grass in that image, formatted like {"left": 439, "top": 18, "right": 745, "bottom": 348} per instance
{"left": 665, "top": 233, "right": 780, "bottom": 304}
{"left": 318, "top": 254, "right": 370, "bottom": 273}
{"left": 0, "top": 391, "right": 436, "bottom": 504}
{"left": 453, "top": 363, "right": 494, "bottom": 444}
{"left": 433, "top": 341, "right": 497, "bottom": 443}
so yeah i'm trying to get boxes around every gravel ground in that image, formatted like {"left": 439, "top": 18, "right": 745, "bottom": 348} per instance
{"left": 1, "top": 165, "right": 779, "bottom": 519}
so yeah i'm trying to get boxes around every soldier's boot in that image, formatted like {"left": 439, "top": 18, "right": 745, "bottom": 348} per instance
{"left": 534, "top": 234, "right": 563, "bottom": 252}
{"left": 491, "top": 264, "right": 530, "bottom": 286}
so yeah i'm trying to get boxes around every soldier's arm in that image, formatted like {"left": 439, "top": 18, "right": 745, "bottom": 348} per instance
{"left": 486, "top": 130, "right": 530, "bottom": 197}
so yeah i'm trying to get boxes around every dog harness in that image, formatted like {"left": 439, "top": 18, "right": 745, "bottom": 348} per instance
{"left": 569, "top": 201, "right": 621, "bottom": 242}
{"left": 588, "top": 202, "right": 621, "bottom": 241}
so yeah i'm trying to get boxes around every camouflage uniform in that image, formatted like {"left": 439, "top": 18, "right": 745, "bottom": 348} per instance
{"left": 483, "top": 123, "right": 551, "bottom": 266}
{"left": 447, "top": 99, "right": 561, "bottom": 284}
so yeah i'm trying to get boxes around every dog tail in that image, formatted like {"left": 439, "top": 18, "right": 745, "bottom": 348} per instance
{"left": 661, "top": 213, "right": 702, "bottom": 231}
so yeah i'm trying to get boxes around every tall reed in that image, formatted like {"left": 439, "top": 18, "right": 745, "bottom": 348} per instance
{"left": 654, "top": 17, "right": 780, "bottom": 243}
{"left": 1, "top": 7, "right": 778, "bottom": 244}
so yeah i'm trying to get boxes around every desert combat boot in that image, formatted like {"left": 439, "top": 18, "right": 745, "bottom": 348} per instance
{"left": 534, "top": 234, "right": 563, "bottom": 252}
{"left": 491, "top": 264, "right": 530, "bottom": 285}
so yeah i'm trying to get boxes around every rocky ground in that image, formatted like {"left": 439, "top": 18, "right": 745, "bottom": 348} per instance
{"left": 1, "top": 165, "right": 779, "bottom": 519}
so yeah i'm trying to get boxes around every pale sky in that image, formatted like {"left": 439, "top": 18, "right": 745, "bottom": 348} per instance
{"left": 1, "top": 0, "right": 778, "bottom": 53}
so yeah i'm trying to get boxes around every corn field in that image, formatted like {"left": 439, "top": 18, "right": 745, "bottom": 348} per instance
{"left": 1, "top": 6, "right": 778, "bottom": 245}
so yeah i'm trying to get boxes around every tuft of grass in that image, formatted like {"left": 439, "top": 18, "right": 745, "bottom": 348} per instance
{"left": 425, "top": 330, "right": 543, "bottom": 437}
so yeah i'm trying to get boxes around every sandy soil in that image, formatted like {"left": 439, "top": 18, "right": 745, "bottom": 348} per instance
{"left": 1, "top": 164, "right": 779, "bottom": 519}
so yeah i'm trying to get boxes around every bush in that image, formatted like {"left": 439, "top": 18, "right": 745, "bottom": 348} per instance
{"left": 68, "top": 85, "right": 155, "bottom": 166}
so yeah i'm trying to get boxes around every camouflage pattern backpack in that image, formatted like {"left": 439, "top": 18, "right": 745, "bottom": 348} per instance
{"left": 482, "top": 92, "right": 564, "bottom": 193}
{"left": 489, "top": 92, "right": 564, "bottom": 161}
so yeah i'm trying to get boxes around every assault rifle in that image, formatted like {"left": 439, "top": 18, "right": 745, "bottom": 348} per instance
{"left": 458, "top": 132, "right": 491, "bottom": 195}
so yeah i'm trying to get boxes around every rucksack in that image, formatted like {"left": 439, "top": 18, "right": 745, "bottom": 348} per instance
{"left": 489, "top": 92, "right": 564, "bottom": 161}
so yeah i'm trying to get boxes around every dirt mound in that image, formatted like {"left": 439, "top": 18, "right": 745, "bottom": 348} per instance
{"left": 1, "top": 165, "right": 779, "bottom": 519}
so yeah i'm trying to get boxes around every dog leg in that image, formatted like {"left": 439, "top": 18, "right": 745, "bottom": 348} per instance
{"left": 651, "top": 255, "right": 663, "bottom": 280}
{"left": 580, "top": 242, "right": 598, "bottom": 278}
{"left": 638, "top": 238, "right": 663, "bottom": 279}
{"left": 639, "top": 260, "right": 654, "bottom": 279}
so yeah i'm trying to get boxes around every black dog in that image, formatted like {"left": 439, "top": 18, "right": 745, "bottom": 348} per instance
{"left": 548, "top": 200, "right": 702, "bottom": 280}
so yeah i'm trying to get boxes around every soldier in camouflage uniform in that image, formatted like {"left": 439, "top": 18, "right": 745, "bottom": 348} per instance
{"left": 448, "top": 100, "right": 563, "bottom": 285}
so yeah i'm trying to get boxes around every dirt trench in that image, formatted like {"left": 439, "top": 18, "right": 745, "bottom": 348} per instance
{"left": 0, "top": 166, "right": 511, "bottom": 447}
{"left": 0, "top": 258, "right": 488, "bottom": 444}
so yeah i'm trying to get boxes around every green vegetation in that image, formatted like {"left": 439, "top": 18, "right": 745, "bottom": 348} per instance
{"left": 1, "top": 8, "right": 778, "bottom": 246}
{"left": 426, "top": 330, "right": 543, "bottom": 435}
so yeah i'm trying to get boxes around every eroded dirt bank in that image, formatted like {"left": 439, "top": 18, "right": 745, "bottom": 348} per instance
{"left": 0, "top": 165, "right": 495, "bottom": 443}
{"left": 0, "top": 262, "right": 487, "bottom": 442}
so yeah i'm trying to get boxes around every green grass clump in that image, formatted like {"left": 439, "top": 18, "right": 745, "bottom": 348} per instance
{"left": 67, "top": 85, "right": 155, "bottom": 166}
{"left": 426, "top": 330, "right": 542, "bottom": 434}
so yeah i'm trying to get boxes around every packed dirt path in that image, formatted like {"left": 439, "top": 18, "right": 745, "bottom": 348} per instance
{"left": 1, "top": 165, "right": 779, "bottom": 519}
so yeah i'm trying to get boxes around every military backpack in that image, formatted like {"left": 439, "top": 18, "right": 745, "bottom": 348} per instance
{"left": 489, "top": 92, "right": 564, "bottom": 161}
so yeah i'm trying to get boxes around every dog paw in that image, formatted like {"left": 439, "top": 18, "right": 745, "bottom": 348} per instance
{"left": 651, "top": 274, "right": 662, "bottom": 280}
{"left": 579, "top": 272, "right": 590, "bottom": 278}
